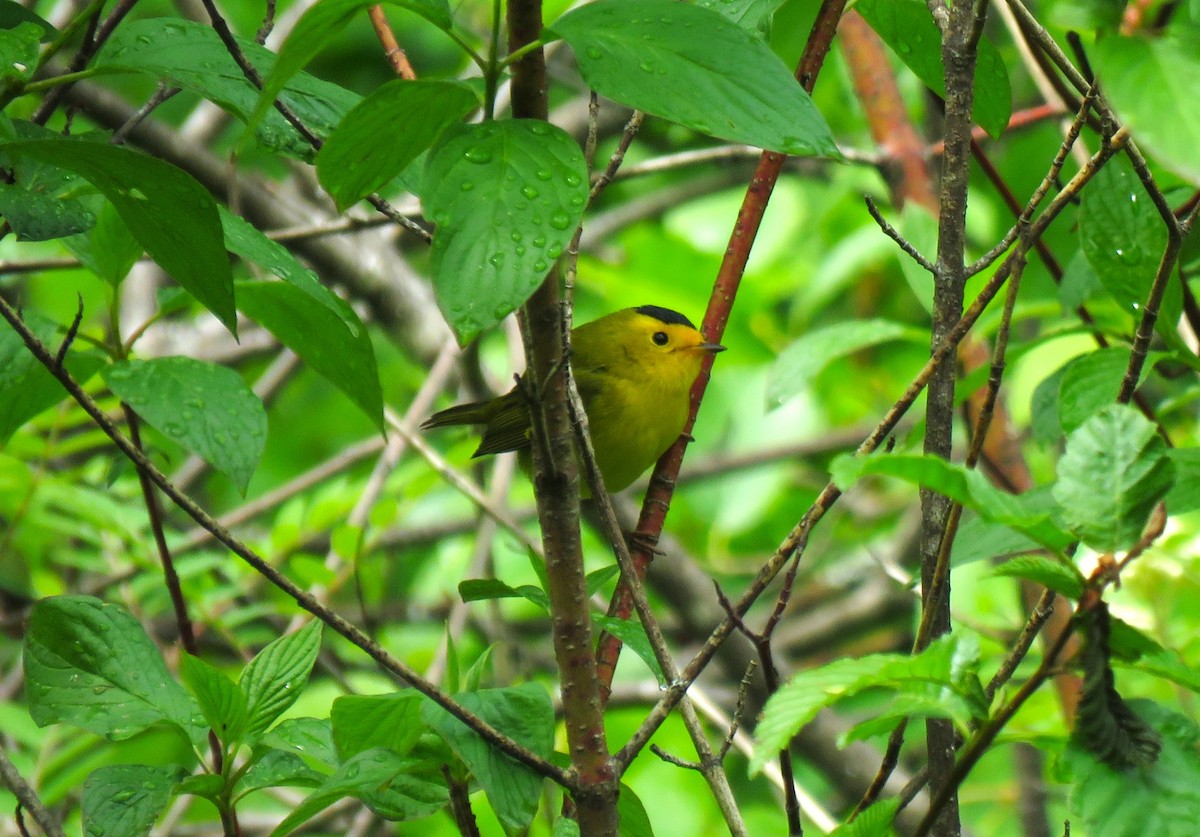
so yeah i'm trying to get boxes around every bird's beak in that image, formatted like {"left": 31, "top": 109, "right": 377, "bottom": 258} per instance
{"left": 700, "top": 342, "right": 726, "bottom": 354}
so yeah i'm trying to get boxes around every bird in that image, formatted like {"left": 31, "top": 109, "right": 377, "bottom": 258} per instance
{"left": 421, "top": 305, "right": 725, "bottom": 493}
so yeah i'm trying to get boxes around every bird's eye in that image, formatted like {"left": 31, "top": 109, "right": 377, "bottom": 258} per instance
{"left": 652, "top": 331, "right": 669, "bottom": 346}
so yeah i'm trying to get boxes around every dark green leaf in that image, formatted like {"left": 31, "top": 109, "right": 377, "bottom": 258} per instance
{"left": 1, "top": 139, "right": 235, "bottom": 330}
{"left": 0, "top": 312, "right": 104, "bottom": 444}
{"left": 331, "top": 692, "right": 425, "bottom": 759}
{"left": 422, "top": 120, "right": 588, "bottom": 343}
{"left": 1096, "top": 35, "right": 1200, "bottom": 186}
{"left": 104, "top": 357, "right": 267, "bottom": 494}
{"left": 318, "top": 80, "right": 478, "bottom": 209}
{"left": 97, "top": 19, "right": 362, "bottom": 160}
{"left": 237, "top": 280, "right": 383, "bottom": 429}
{"left": 0, "top": 180, "right": 94, "bottom": 241}
{"left": 240, "top": 619, "right": 323, "bottom": 738}
{"left": 991, "top": 554, "right": 1085, "bottom": 600}
{"left": 180, "top": 654, "right": 249, "bottom": 744}
{"left": 174, "top": 774, "right": 225, "bottom": 801}
{"left": 86, "top": 202, "right": 143, "bottom": 286}
{"left": 1052, "top": 404, "right": 1174, "bottom": 552}
{"left": 1080, "top": 156, "right": 1174, "bottom": 327}
{"left": 23, "top": 596, "right": 204, "bottom": 742}
{"left": 0, "top": 21, "right": 39, "bottom": 81}
{"left": 421, "top": 683, "right": 554, "bottom": 830}
{"left": 82, "top": 764, "right": 183, "bottom": 837}
{"left": 856, "top": 0, "right": 1012, "bottom": 138}
{"left": 0, "top": 1, "right": 55, "bottom": 39}
{"left": 549, "top": 0, "right": 838, "bottom": 156}
{"left": 767, "top": 319, "right": 923, "bottom": 406}
{"left": 458, "top": 578, "right": 550, "bottom": 610}
{"left": 250, "top": 0, "right": 452, "bottom": 140}
{"left": 220, "top": 207, "right": 361, "bottom": 331}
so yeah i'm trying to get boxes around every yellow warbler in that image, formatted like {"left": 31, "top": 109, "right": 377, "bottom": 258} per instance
{"left": 422, "top": 306, "right": 724, "bottom": 492}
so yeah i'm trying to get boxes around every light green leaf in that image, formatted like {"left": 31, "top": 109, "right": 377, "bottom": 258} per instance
{"left": 318, "top": 79, "right": 478, "bottom": 209}
{"left": 1096, "top": 35, "right": 1200, "bottom": 186}
{"left": 331, "top": 692, "right": 426, "bottom": 759}
{"left": 593, "top": 615, "right": 665, "bottom": 685}
{"left": 991, "top": 554, "right": 1085, "bottom": 600}
{"left": 1063, "top": 702, "right": 1200, "bottom": 836}
{"left": 458, "top": 578, "right": 550, "bottom": 611}
{"left": 767, "top": 319, "right": 923, "bottom": 406}
{"left": 104, "top": 357, "right": 267, "bottom": 494}
{"left": 260, "top": 717, "right": 338, "bottom": 768}
{"left": 1165, "top": 448, "right": 1200, "bottom": 513}
{"left": 1056, "top": 347, "right": 1132, "bottom": 434}
{"left": 23, "top": 596, "right": 204, "bottom": 742}
{"left": 423, "top": 120, "right": 588, "bottom": 343}
{"left": 1052, "top": 404, "right": 1173, "bottom": 552}
{"left": 234, "top": 748, "right": 324, "bottom": 798}
{"left": 829, "top": 798, "right": 900, "bottom": 836}
{"left": 180, "top": 654, "right": 249, "bottom": 744}
{"left": 240, "top": 619, "right": 323, "bottom": 738}
{"left": 695, "top": 0, "right": 786, "bottom": 35}
{"left": 549, "top": 0, "right": 838, "bottom": 157}
{"left": 753, "top": 635, "right": 984, "bottom": 773}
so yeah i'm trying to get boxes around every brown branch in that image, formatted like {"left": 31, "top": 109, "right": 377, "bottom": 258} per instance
{"left": 369, "top": 6, "right": 418, "bottom": 79}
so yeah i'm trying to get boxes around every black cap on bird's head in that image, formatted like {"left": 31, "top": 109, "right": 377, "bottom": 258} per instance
{"left": 635, "top": 305, "right": 697, "bottom": 330}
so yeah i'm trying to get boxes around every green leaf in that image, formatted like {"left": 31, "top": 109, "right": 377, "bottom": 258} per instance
{"left": 0, "top": 121, "right": 96, "bottom": 240}
{"left": 1095, "top": 35, "right": 1200, "bottom": 186}
{"left": 318, "top": 80, "right": 477, "bottom": 209}
{"left": 234, "top": 748, "right": 325, "bottom": 798}
{"left": 829, "top": 798, "right": 900, "bottom": 836}
{"left": 422, "top": 120, "right": 588, "bottom": 343}
{"left": 331, "top": 692, "right": 426, "bottom": 759}
{"left": 85, "top": 202, "right": 143, "bottom": 286}
{"left": 1063, "top": 702, "right": 1200, "bottom": 834}
{"left": 0, "top": 1, "right": 55, "bottom": 39}
{"left": 695, "top": 0, "right": 787, "bottom": 35}
{"left": 458, "top": 578, "right": 550, "bottom": 611}
{"left": 950, "top": 516, "right": 1043, "bottom": 566}
{"left": 421, "top": 683, "right": 554, "bottom": 830}
{"left": 1, "top": 139, "right": 235, "bottom": 330}
{"left": 23, "top": 596, "right": 204, "bottom": 742}
{"left": 0, "top": 21, "right": 40, "bottom": 82}
{"left": 0, "top": 312, "right": 105, "bottom": 444}
{"left": 236, "top": 279, "right": 383, "bottom": 429}
{"left": 554, "top": 817, "right": 582, "bottom": 837}
{"left": 1052, "top": 404, "right": 1174, "bottom": 552}
{"left": 104, "top": 357, "right": 267, "bottom": 494}
{"left": 752, "top": 635, "right": 985, "bottom": 773}
{"left": 240, "top": 619, "right": 323, "bottom": 738}
{"left": 82, "top": 764, "right": 183, "bottom": 837}
{"left": 1165, "top": 448, "right": 1200, "bottom": 513}
{"left": 174, "top": 774, "right": 225, "bottom": 801}
{"left": 593, "top": 615, "right": 665, "bottom": 685}
{"left": 618, "top": 783, "right": 655, "bottom": 837}
{"left": 991, "top": 554, "right": 1085, "bottom": 600}
{"left": 97, "top": 19, "right": 362, "bottom": 160}
{"left": 831, "top": 453, "right": 1073, "bottom": 549}
{"left": 1031, "top": 362, "right": 1069, "bottom": 445}
{"left": 585, "top": 565, "right": 621, "bottom": 595}
{"left": 261, "top": 717, "right": 339, "bottom": 768}
{"left": 180, "top": 654, "right": 249, "bottom": 744}
{"left": 549, "top": 0, "right": 838, "bottom": 157}
{"left": 269, "top": 749, "right": 446, "bottom": 836}
{"left": 219, "top": 207, "right": 361, "bottom": 332}
{"left": 856, "top": 0, "right": 1012, "bottom": 138}
{"left": 1056, "top": 347, "right": 1135, "bottom": 434}
{"left": 767, "top": 319, "right": 923, "bottom": 406}
{"left": 1122, "top": 648, "right": 1200, "bottom": 695}
{"left": 1080, "top": 155, "right": 1174, "bottom": 323}
{"left": 249, "top": 0, "right": 452, "bottom": 141}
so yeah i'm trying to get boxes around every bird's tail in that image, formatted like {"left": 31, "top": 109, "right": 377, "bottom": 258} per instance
{"left": 421, "top": 401, "right": 493, "bottom": 430}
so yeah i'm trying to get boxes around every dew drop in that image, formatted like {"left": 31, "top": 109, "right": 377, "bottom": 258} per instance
{"left": 548, "top": 211, "right": 571, "bottom": 230}
{"left": 463, "top": 147, "right": 492, "bottom": 164}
